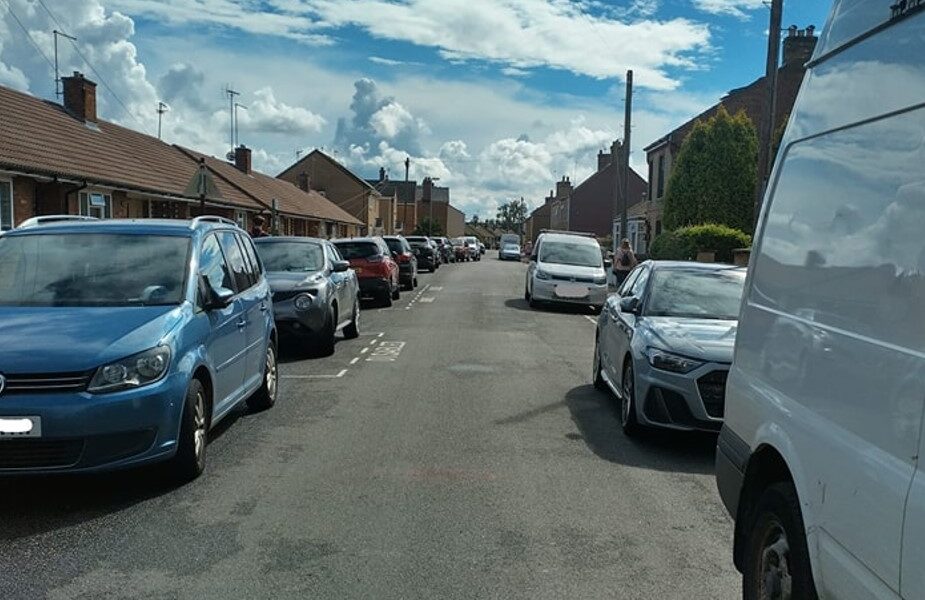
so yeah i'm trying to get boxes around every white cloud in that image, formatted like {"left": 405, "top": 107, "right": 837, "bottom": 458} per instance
{"left": 692, "top": 0, "right": 766, "bottom": 19}
{"left": 501, "top": 67, "right": 529, "bottom": 77}
{"left": 240, "top": 87, "right": 327, "bottom": 135}
{"left": 368, "top": 56, "right": 423, "bottom": 67}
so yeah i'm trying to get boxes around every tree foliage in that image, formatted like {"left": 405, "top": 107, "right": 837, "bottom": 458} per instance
{"left": 496, "top": 198, "right": 529, "bottom": 232}
{"left": 662, "top": 105, "right": 758, "bottom": 232}
{"left": 414, "top": 218, "right": 443, "bottom": 236}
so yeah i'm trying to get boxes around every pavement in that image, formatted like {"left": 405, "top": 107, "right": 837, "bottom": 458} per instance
{"left": 0, "top": 251, "right": 739, "bottom": 600}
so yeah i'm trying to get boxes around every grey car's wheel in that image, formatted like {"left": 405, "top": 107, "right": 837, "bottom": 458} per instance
{"left": 593, "top": 337, "right": 607, "bottom": 392}
{"left": 316, "top": 308, "right": 336, "bottom": 356}
{"left": 343, "top": 300, "right": 360, "bottom": 339}
{"left": 381, "top": 288, "right": 393, "bottom": 307}
{"left": 743, "top": 482, "right": 818, "bottom": 600}
{"left": 620, "top": 361, "right": 640, "bottom": 436}
{"left": 171, "top": 378, "right": 208, "bottom": 481}
{"left": 247, "top": 343, "right": 278, "bottom": 411}
{"left": 413, "top": 276, "right": 418, "bottom": 288}
{"left": 391, "top": 282, "right": 401, "bottom": 300}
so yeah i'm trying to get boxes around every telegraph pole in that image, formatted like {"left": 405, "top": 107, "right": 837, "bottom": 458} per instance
{"left": 619, "top": 70, "right": 633, "bottom": 250}
{"left": 755, "top": 0, "right": 783, "bottom": 228}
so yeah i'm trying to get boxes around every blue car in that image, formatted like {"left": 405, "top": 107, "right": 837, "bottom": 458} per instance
{"left": 0, "top": 216, "right": 277, "bottom": 480}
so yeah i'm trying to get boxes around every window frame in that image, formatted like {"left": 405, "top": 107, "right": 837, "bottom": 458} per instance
{"left": 0, "top": 177, "right": 13, "bottom": 231}
{"left": 79, "top": 190, "right": 113, "bottom": 219}
{"left": 656, "top": 156, "right": 665, "bottom": 199}
{"left": 237, "top": 233, "right": 264, "bottom": 284}
{"left": 216, "top": 230, "right": 253, "bottom": 293}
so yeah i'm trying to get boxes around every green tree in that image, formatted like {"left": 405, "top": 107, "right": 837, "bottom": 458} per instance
{"left": 496, "top": 197, "right": 528, "bottom": 232}
{"left": 663, "top": 105, "right": 758, "bottom": 232}
{"left": 414, "top": 218, "right": 443, "bottom": 236}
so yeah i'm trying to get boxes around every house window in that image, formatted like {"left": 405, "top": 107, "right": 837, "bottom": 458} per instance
{"left": 647, "top": 160, "right": 654, "bottom": 202}
{"left": 235, "top": 210, "right": 247, "bottom": 229}
{"left": 656, "top": 156, "right": 665, "bottom": 199}
{"left": 0, "top": 179, "right": 12, "bottom": 231}
{"left": 79, "top": 191, "right": 112, "bottom": 218}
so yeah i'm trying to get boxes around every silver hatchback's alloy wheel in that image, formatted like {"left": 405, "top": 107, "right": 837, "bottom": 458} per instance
{"left": 192, "top": 390, "right": 207, "bottom": 469}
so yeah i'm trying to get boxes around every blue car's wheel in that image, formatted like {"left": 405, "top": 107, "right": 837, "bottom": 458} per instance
{"left": 170, "top": 378, "right": 208, "bottom": 481}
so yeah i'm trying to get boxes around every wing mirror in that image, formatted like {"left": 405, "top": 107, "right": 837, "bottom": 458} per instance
{"left": 333, "top": 260, "right": 350, "bottom": 273}
{"left": 619, "top": 296, "right": 640, "bottom": 314}
{"left": 604, "top": 258, "right": 613, "bottom": 269}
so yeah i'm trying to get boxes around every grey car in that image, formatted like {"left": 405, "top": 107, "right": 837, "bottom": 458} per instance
{"left": 254, "top": 237, "right": 360, "bottom": 355}
{"left": 593, "top": 261, "right": 746, "bottom": 436}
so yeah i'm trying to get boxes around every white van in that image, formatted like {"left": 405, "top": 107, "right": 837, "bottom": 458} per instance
{"left": 717, "top": 2, "right": 925, "bottom": 598}
{"left": 525, "top": 231, "right": 607, "bottom": 312}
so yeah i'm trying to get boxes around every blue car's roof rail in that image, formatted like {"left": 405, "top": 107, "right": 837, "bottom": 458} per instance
{"left": 17, "top": 215, "right": 98, "bottom": 228}
{"left": 190, "top": 215, "right": 238, "bottom": 229}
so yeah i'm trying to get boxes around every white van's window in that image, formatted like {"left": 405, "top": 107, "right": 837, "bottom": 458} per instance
{"left": 752, "top": 106, "right": 925, "bottom": 349}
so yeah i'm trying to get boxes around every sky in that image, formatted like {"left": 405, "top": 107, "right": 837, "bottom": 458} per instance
{"left": 0, "top": 0, "right": 831, "bottom": 219}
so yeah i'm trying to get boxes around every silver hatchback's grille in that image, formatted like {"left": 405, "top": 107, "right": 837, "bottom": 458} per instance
{"left": 2, "top": 372, "right": 93, "bottom": 394}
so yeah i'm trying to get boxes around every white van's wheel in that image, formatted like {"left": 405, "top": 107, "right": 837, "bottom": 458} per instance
{"left": 743, "top": 482, "right": 817, "bottom": 600}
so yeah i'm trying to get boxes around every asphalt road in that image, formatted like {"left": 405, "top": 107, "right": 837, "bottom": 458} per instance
{"left": 0, "top": 252, "right": 739, "bottom": 599}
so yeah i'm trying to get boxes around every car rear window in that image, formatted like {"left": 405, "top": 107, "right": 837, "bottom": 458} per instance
{"left": 334, "top": 241, "right": 381, "bottom": 259}
{"left": 383, "top": 238, "right": 404, "bottom": 253}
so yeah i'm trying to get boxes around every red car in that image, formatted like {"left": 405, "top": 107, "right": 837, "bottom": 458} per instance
{"left": 333, "top": 237, "right": 401, "bottom": 306}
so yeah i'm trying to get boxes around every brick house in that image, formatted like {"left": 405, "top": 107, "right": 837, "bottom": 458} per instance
{"left": 642, "top": 26, "right": 818, "bottom": 236}
{"left": 0, "top": 73, "right": 361, "bottom": 235}
{"left": 367, "top": 171, "right": 464, "bottom": 237}
{"left": 278, "top": 149, "right": 388, "bottom": 235}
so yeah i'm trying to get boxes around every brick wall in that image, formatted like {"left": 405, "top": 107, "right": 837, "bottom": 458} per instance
{"left": 11, "top": 176, "right": 35, "bottom": 226}
{"left": 279, "top": 154, "right": 374, "bottom": 230}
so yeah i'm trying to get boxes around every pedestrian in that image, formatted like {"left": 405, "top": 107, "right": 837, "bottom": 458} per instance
{"left": 250, "top": 215, "right": 268, "bottom": 238}
{"left": 613, "top": 239, "right": 637, "bottom": 286}
{"left": 522, "top": 240, "right": 533, "bottom": 261}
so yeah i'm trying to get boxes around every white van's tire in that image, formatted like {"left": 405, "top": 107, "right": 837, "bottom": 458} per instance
{"left": 742, "top": 482, "right": 818, "bottom": 600}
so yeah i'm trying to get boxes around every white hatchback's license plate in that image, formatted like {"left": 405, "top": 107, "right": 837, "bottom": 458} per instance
{"left": 0, "top": 417, "right": 42, "bottom": 438}
{"left": 555, "top": 284, "right": 589, "bottom": 298}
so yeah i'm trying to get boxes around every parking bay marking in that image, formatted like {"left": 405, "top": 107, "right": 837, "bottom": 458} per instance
{"left": 366, "top": 341, "right": 406, "bottom": 362}
{"left": 282, "top": 369, "right": 347, "bottom": 379}
{"left": 584, "top": 315, "right": 597, "bottom": 325}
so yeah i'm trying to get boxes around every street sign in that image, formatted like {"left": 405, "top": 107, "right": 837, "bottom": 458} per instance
{"left": 183, "top": 158, "right": 222, "bottom": 200}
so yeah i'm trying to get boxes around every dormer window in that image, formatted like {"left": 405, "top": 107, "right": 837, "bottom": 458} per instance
{"left": 79, "top": 191, "right": 112, "bottom": 218}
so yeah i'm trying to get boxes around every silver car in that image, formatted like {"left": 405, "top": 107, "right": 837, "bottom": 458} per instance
{"left": 524, "top": 232, "right": 608, "bottom": 311}
{"left": 499, "top": 242, "right": 521, "bottom": 261}
{"left": 593, "top": 261, "right": 746, "bottom": 435}
{"left": 254, "top": 237, "right": 360, "bottom": 356}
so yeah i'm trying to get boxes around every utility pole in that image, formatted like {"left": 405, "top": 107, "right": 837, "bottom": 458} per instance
{"left": 755, "top": 0, "right": 783, "bottom": 228}
{"left": 225, "top": 87, "right": 240, "bottom": 152}
{"left": 53, "top": 30, "right": 77, "bottom": 97}
{"left": 619, "top": 70, "right": 633, "bottom": 251}
{"left": 156, "top": 101, "right": 168, "bottom": 140}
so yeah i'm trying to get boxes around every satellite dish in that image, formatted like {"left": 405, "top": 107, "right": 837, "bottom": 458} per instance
{"left": 225, "top": 151, "right": 235, "bottom": 161}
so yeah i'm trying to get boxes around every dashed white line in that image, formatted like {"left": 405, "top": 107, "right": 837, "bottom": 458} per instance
{"left": 349, "top": 357, "right": 360, "bottom": 365}
{"left": 360, "top": 347, "right": 369, "bottom": 354}
{"left": 336, "top": 369, "right": 347, "bottom": 378}
{"left": 584, "top": 315, "right": 597, "bottom": 324}
{"left": 282, "top": 374, "right": 342, "bottom": 379}
{"left": 377, "top": 332, "right": 384, "bottom": 338}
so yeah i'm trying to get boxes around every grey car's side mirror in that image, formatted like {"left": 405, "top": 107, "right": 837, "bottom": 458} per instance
{"left": 333, "top": 260, "right": 350, "bottom": 273}
{"left": 619, "top": 296, "right": 640, "bottom": 314}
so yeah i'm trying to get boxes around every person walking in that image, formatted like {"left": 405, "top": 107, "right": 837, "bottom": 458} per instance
{"left": 250, "top": 215, "right": 268, "bottom": 238}
{"left": 613, "top": 239, "right": 637, "bottom": 286}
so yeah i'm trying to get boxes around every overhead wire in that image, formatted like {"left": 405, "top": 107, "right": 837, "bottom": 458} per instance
{"left": 1, "top": 0, "right": 56, "bottom": 72}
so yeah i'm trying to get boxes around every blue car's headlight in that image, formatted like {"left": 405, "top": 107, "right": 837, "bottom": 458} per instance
{"left": 535, "top": 269, "right": 551, "bottom": 280}
{"left": 645, "top": 347, "right": 704, "bottom": 374}
{"left": 88, "top": 346, "right": 171, "bottom": 393}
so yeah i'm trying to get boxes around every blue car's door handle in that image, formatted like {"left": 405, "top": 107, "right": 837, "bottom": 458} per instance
{"left": 259, "top": 302, "right": 268, "bottom": 312}
{"left": 236, "top": 319, "right": 247, "bottom": 329}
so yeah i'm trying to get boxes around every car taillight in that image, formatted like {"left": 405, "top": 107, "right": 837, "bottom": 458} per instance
{"left": 398, "top": 252, "right": 411, "bottom": 263}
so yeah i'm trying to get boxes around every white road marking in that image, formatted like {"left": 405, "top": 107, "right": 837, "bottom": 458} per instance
{"left": 584, "top": 315, "right": 597, "bottom": 324}
{"left": 360, "top": 347, "right": 369, "bottom": 354}
{"left": 377, "top": 332, "right": 384, "bottom": 338}
{"left": 368, "top": 339, "right": 378, "bottom": 346}
{"left": 349, "top": 357, "right": 360, "bottom": 365}
{"left": 282, "top": 374, "right": 342, "bottom": 379}
{"left": 366, "top": 341, "right": 406, "bottom": 362}
{"left": 419, "top": 297, "right": 435, "bottom": 303}
{"left": 430, "top": 286, "right": 443, "bottom": 291}
{"left": 336, "top": 369, "right": 347, "bottom": 378}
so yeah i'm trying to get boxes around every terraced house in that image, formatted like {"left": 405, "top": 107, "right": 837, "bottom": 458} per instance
{"left": 0, "top": 72, "right": 362, "bottom": 235}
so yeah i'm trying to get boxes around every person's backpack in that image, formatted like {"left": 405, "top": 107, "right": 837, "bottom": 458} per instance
{"left": 619, "top": 251, "right": 631, "bottom": 267}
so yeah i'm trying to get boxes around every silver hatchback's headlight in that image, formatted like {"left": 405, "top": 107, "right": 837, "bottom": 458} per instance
{"left": 534, "top": 269, "right": 551, "bottom": 280}
{"left": 593, "top": 275, "right": 607, "bottom": 285}
{"left": 88, "top": 346, "right": 171, "bottom": 393}
{"left": 645, "top": 347, "right": 704, "bottom": 374}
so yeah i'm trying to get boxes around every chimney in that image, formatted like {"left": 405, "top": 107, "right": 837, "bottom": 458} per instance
{"left": 545, "top": 189, "right": 554, "bottom": 204}
{"left": 379, "top": 166, "right": 387, "bottom": 182}
{"left": 597, "top": 149, "right": 612, "bottom": 172}
{"left": 782, "top": 25, "right": 818, "bottom": 67}
{"left": 297, "top": 172, "right": 310, "bottom": 192}
{"left": 555, "top": 176, "right": 572, "bottom": 201}
{"left": 234, "top": 145, "right": 252, "bottom": 174}
{"left": 422, "top": 177, "right": 433, "bottom": 202}
{"left": 62, "top": 71, "right": 97, "bottom": 123}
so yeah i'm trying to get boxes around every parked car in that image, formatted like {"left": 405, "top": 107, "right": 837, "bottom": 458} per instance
{"left": 408, "top": 239, "right": 437, "bottom": 272}
{"left": 382, "top": 235, "right": 418, "bottom": 290}
{"left": 0, "top": 215, "right": 277, "bottom": 480}
{"left": 500, "top": 233, "right": 520, "bottom": 251}
{"left": 464, "top": 236, "right": 481, "bottom": 261}
{"left": 253, "top": 237, "right": 359, "bottom": 355}
{"left": 524, "top": 231, "right": 607, "bottom": 311}
{"left": 332, "top": 237, "right": 400, "bottom": 307}
{"left": 499, "top": 242, "right": 521, "bottom": 261}
{"left": 593, "top": 262, "right": 746, "bottom": 436}
{"left": 405, "top": 236, "right": 440, "bottom": 268}
{"left": 451, "top": 237, "right": 470, "bottom": 262}
{"left": 478, "top": 242, "right": 486, "bottom": 256}
{"left": 717, "top": 5, "right": 925, "bottom": 598}
{"left": 432, "top": 236, "right": 454, "bottom": 263}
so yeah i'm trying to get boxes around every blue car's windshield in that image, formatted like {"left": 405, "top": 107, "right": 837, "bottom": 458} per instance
{"left": 256, "top": 241, "right": 325, "bottom": 272}
{"left": 645, "top": 269, "right": 746, "bottom": 320}
{"left": 0, "top": 233, "right": 190, "bottom": 307}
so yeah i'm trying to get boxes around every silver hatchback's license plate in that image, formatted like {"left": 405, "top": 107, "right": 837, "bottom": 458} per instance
{"left": 555, "top": 284, "right": 589, "bottom": 298}
{"left": 0, "top": 416, "right": 42, "bottom": 438}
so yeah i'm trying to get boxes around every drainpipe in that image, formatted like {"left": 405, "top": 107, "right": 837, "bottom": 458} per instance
{"left": 63, "top": 180, "right": 88, "bottom": 214}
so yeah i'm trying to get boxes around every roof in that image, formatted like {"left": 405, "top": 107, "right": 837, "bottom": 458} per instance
{"left": 332, "top": 237, "right": 382, "bottom": 243}
{"left": 279, "top": 149, "right": 379, "bottom": 194}
{"left": 366, "top": 179, "right": 416, "bottom": 203}
{"left": 177, "top": 148, "right": 362, "bottom": 225}
{"left": 0, "top": 84, "right": 360, "bottom": 224}
{"left": 3, "top": 217, "right": 227, "bottom": 236}
{"left": 252, "top": 236, "right": 326, "bottom": 244}
{"left": 537, "top": 232, "right": 600, "bottom": 245}
{"left": 647, "top": 260, "right": 745, "bottom": 271}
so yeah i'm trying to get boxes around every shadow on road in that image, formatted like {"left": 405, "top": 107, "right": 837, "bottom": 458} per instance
{"left": 503, "top": 297, "right": 598, "bottom": 315}
{"left": 564, "top": 384, "right": 717, "bottom": 475}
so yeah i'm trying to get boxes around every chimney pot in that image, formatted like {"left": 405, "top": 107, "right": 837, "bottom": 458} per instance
{"left": 379, "top": 166, "right": 386, "bottom": 182}
{"left": 234, "top": 145, "right": 252, "bottom": 174}
{"left": 782, "top": 24, "right": 818, "bottom": 67}
{"left": 62, "top": 71, "right": 97, "bottom": 123}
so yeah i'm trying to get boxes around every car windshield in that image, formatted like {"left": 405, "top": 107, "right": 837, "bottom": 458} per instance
{"left": 334, "top": 241, "right": 380, "bottom": 259}
{"left": 539, "top": 241, "right": 601, "bottom": 267}
{"left": 503, "top": 244, "right": 519, "bottom": 251}
{"left": 255, "top": 241, "right": 324, "bottom": 272}
{"left": 645, "top": 269, "right": 746, "bottom": 320}
{"left": 0, "top": 233, "right": 189, "bottom": 307}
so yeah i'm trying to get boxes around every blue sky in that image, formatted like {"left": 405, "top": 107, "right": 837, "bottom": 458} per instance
{"left": 0, "top": 0, "right": 831, "bottom": 217}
